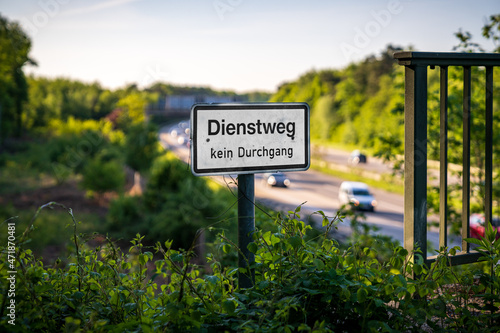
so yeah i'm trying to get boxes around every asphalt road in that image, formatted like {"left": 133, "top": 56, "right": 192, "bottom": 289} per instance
{"left": 313, "top": 145, "right": 394, "bottom": 175}
{"left": 159, "top": 123, "right": 460, "bottom": 252}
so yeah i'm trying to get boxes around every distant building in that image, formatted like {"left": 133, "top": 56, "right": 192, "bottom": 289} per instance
{"left": 165, "top": 95, "right": 240, "bottom": 110}
{"left": 147, "top": 94, "right": 244, "bottom": 118}
{"left": 165, "top": 95, "right": 197, "bottom": 110}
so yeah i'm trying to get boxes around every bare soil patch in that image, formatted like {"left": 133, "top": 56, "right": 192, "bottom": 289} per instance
{"left": 0, "top": 180, "right": 110, "bottom": 218}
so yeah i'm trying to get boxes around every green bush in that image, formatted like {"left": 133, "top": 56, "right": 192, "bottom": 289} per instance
{"left": 81, "top": 158, "right": 125, "bottom": 194}
{"left": 106, "top": 152, "right": 230, "bottom": 249}
{"left": 44, "top": 133, "right": 104, "bottom": 183}
{"left": 2, "top": 203, "right": 499, "bottom": 332}
{"left": 106, "top": 195, "right": 145, "bottom": 234}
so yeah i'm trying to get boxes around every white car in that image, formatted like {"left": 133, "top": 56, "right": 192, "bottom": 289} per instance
{"left": 338, "top": 181, "right": 377, "bottom": 212}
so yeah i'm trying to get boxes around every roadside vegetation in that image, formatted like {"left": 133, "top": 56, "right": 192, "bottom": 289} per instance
{"left": 1, "top": 13, "right": 500, "bottom": 332}
{"left": 1, "top": 201, "right": 499, "bottom": 332}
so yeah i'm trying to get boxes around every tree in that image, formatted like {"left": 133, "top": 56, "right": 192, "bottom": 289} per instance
{"left": 0, "top": 15, "right": 35, "bottom": 138}
{"left": 116, "top": 91, "right": 157, "bottom": 128}
{"left": 482, "top": 14, "right": 500, "bottom": 53}
{"left": 24, "top": 77, "right": 118, "bottom": 129}
{"left": 453, "top": 14, "right": 500, "bottom": 53}
{"left": 124, "top": 122, "right": 162, "bottom": 173}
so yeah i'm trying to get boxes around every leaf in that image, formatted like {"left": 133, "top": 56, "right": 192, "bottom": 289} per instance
{"left": 384, "top": 284, "right": 394, "bottom": 295}
{"left": 397, "top": 247, "right": 408, "bottom": 257}
{"left": 124, "top": 303, "right": 137, "bottom": 312}
{"left": 257, "top": 280, "right": 270, "bottom": 289}
{"left": 155, "top": 260, "right": 164, "bottom": 271}
{"left": 206, "top": 275, "right": 220, "bottom": 285}
{"left": 247, "top": 242, "right": 258, "bottom": 254}
{"left": 313, "top": 258, "right": 325, "bottom": 270}
{"left": 374, "top": 298, "right": 384, "bottom": 307}
{"left": 464, "top": 237, "right": 483, "bottom": 246}
{"left": 418, "top": 287, "right": 429, "bottom": 298}
{"left": 289, "top": 235, "right": 303, "bottom": 250}
{"left": 407, "top": 284, "right": 416, "bottom": 294}
{"left": 144, "top": 251, "right": 154, "bottom": 261}
{"left": 323, "top": 239, "right": 333, "bottom": 251}
{"left": 357, "top": 288, "right": 367, "bottom": 302}
{"left": 72, "top": 291, "right": 84, "bottom": 300}
{"left": 222, "top": 300, "right": 236, "bottom": 314}
{"left": 170, "top": 253, "right": 183, "bottom": 262}
{"left": 485, "top": 222, "right": 498, "bottom": 242}
{"left": 223, "top": 244, "right": 231, "bottom": 253}
{"left": 413, "top": 264, "right": 422, "bottom": 275}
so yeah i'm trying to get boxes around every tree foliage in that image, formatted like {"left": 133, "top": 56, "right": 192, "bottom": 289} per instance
{"left": 0, "top": 14, "right": 34, "bottom": 138}
{"left": 24, "top": 77, "right": 119, "bottom": 130}
{"left": 124, "top": 122, "right": 162, "bottom": 172}
{"left": 270, "top": 44, "right": 404, "bottom": 153}
{"left": 116, "top": 91, "right": 155, "bottom": 128}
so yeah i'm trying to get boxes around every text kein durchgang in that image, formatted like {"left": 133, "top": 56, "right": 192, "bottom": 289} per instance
{"left": 211, "top": 146, "right": 293, "bottom": 160}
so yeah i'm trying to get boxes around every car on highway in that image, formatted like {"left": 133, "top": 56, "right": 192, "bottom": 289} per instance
{"left": 348, "top": 150, "right": 367, "bottom": 165}
{"left": 263, "top": 173, "right": 291, "bottom": 187}
{"left": 338, "top": 181, "right": 377, "bottom": 211}
{"left": 470, "top": 213, "right": 500, "bottom": 240}
{"left": 170, "top": 121, "right": 191, "bottom": 146}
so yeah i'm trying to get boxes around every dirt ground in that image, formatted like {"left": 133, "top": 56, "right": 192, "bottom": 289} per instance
{"left": 0, "top": 180, "right": 111, "bottom": 218}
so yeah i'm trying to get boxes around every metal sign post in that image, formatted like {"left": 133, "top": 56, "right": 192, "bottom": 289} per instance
{"left": 237, "top": 173, "right": 255, "bottom": 288}
{"left": 190, "top": 103, "right": 310, "bottom": 289}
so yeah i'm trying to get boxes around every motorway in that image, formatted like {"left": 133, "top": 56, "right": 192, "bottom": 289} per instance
{"left": 159, "top": 123, "right": 459, "bottom": 252}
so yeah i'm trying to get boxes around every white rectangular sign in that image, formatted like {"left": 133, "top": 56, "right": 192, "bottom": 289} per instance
{"left": 191, "top": 103, "right": 310, "bottom": 175}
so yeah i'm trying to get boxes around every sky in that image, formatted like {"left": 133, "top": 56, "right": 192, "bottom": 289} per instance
{"left": 1, "top": 0, "right": 499, "bottom": 93}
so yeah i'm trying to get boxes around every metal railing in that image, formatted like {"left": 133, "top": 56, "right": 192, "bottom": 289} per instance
{"left": 394, "top": 51, "right": 500, "bottom": 266}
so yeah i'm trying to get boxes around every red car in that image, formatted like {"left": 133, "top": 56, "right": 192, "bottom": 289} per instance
{"left": 469, "top": 213, "right": 500, "bottom": 240}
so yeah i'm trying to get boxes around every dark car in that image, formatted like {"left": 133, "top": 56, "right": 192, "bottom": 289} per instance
{"left": 348, "top": 150, "right": 367, "bottom": 165}
{"left": 263, "top": 173, "right": 290, "bottom": 187}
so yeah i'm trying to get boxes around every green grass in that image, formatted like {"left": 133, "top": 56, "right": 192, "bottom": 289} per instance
{"left": 2, "top": 206, "right": 105, "bottom": 257}
{"left": 310, "top": 161, "right": 404, "bottom": 195}
{"left": 311, "top": 139, "right": 376, "bottom": 156}
{"left": 0, "top": 160, "right": 56, "bottom": 195}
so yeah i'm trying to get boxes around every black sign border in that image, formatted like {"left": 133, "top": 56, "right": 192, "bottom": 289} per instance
{"left": 191, "top": 103, "right": 310, "bottom": 176}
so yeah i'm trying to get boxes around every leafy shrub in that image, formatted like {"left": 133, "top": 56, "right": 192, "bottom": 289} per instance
{"left": 81, "top": 158, "right": 125, "bottom": 194}
{"left": 45, "top": 132, "right": 107, "bottom": 182}
{"left": 2, "top": 203, "right": 499, "bottom": 332}
{"left": 106, "top": 152, "right": 229, "bottom": 249}
{"left": 106, "top": 195, "right": 145, "bottom": 233}
{"left": 144, "top": 151, "right": 190, "bottom": 196}
{"left": 44, "top": 117, "right": 120, "bottom": 140}
{"left": 22, "top": 117, "right": 125, "bottom": 182}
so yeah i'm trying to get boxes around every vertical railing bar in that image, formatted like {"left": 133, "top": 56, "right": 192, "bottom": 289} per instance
{"left": 404, "top": 64, "right": 428, "bottom": 271}
{"left": 462, "top": 66, "right": 472, "bottom": 253}
{"left": 403, "top": 65, "right": 415, "bottom": 261}
{"left": 439, "top": 66, "right": 449, "bottom": 249}
{"left": 485, "top": 66, "right": 493, "bottom": 227}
